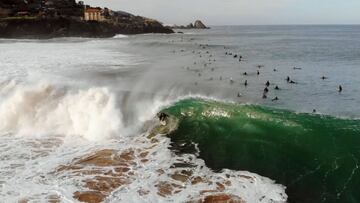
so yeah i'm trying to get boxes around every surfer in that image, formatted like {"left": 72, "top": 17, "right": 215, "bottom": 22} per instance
{"left": 264, "top": 87, "right": 269, "bottom": 93}
{"left": 275, "top": 85, "right": 280, "bottom": 90}
{"left": 272, "top": 97, "right": 279, "bottom": 101}
{"left": 243, "top": 72, "right": 248, "bottom": 76}
{"left": 266, "top": 81, "right": 270, "bottom": 87}
{"left": 244, "top": 80, "right": 248, "bottom": 86}
{"left": 290, "top": 80, "right": 296, "bottom": 84}
{"left": 237, "top": 92, "right": 242, "bottom": 97}
{"left": 158, "top": 113, "right": 169, "bottom": 122}
{"left": 321, "top": 76, "right": 328, "bottom": 80}
{"left": 257, "top": 70, "right": 260, "bottom": 75}
{"left": 338, "top": 85, "right": 343, "bottom": 92}
{"left": 262, "top": 93, "right": 267, "bottom": 99}
{"left": 286, "top": 76, "right": 290, "bottom": 82}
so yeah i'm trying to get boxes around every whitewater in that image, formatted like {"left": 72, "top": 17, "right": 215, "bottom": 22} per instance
{"left": 1, "top": 25, "right": 359, "bottom": 202}
{"left": 0, "top": 37, "right": 287, "bottom": 202}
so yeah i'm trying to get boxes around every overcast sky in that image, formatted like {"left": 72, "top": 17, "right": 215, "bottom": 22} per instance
{"left": 81, "top": 0, "right": 360, "bottom": 25}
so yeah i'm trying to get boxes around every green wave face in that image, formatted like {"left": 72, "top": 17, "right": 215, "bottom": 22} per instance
{"left": 164, "top": 99, "right": 360, "bottom": 203}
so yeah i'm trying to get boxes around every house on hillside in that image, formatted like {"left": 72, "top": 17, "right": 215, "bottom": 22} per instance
{"left": 84, "top": 7, "right": 104, "bottom": 21}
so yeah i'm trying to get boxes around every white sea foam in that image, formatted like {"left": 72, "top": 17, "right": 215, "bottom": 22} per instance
{"left": 0, "top": 83, "right": 121, "bottom": 141}
{"left": 0, "top": 36, "right": 288, "bottom": 202}
{"left": 113, "top": 34, "right": 129, "bottom": 39}
{"left": 0, "top": 79, "right": 19, "bottom": 95}
{"left": 0, "top": 81, "right": 287, "bottom": 202}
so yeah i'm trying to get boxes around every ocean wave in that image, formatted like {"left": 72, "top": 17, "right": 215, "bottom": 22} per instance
{"left": 163, "top": 98, "right": 360, "bottom": 202}
{"left": 0, "top": 83, "right": 287, "bottom": 202}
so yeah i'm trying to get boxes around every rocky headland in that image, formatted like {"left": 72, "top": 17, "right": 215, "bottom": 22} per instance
{"left": 0, "top": 0, "right": 173, "bottom": 39}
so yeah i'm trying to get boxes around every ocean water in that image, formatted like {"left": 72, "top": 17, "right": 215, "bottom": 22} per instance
{"left": 164, "top": 99, "right": 360, "bottom": 203}
{"left": 0, "top": 25, "right": 359, "bottom": 202}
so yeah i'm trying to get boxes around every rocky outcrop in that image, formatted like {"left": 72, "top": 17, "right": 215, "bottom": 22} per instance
{"left": 193, "top": 20, "right": 207, "bottom": 29}
{"left": 112, "top": 15, "right": 174, "bottom": 35}
{"left": 170, "top": 20, "right": 209, "bottom": 29}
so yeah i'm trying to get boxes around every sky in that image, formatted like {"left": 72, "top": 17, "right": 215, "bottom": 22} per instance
{"left": 81, "top": 0, "right": 360, "bottom": 25}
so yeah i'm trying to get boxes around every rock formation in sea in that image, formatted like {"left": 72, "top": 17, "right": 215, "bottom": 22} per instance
{"left": 193, "top": 20, "right": 208, "bottom": 29}
{"left": 0, "top": 0, "right": 173, "bottom": 39}
{"left": 170, "top": 20, "right": 209, "bottom": 29}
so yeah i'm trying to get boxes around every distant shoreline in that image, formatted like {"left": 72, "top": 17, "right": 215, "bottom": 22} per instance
{"left": 0, "top": 18, "right": 173, "bottom": 39}
{"left": 0, "top": 1, "right": 173, "bottom": 39}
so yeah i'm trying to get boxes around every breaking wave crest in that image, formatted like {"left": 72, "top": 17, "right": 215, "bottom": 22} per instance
{"left": 0, "top": 83, "right": 121, "bottom": 141}
{"left": 163, "top": 99, "right": 360, "bottom": 202}
{"left": 0, "top": 83, "right": 288, "bottom": 202}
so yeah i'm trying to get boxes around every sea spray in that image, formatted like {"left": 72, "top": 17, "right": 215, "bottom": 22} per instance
{"left": 0, "top": 83, "right": 121, "bottom": 141}
{"left": 0, "top": 84, "right": 288, "bottom": 202}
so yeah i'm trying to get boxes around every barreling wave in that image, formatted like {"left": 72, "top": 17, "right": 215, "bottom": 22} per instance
{"left": 163, "top": 98, "right": 360, "bottom": 203}
{"left": 0, "top": 84, "right": 288, "bottom": 202}
{"left": 1, "top": 80, "right": 358, "bottom": 202}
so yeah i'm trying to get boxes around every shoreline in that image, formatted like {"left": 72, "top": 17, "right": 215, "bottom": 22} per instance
{"left": 0, "top": 18, "right": 173, "bottom": 39}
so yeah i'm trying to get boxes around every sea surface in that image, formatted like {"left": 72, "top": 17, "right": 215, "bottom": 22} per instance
{"left": 0, "top": 25, "right": 359, "bottom": 202}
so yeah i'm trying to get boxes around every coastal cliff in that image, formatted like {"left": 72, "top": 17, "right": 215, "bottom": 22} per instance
{"left": 0, "top": 1, "right": 173, "bottom": 39}
{"left": 0, "top": 17, "right": 173, "bottom": 39}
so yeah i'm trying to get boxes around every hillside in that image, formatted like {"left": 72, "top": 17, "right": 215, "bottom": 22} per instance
{"left": 0, "top": 0, "right": 173, "bottom": 38}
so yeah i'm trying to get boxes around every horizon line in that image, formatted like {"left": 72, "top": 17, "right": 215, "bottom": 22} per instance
{"left": 166, "top": 23, "right": 360, "bottom": 27}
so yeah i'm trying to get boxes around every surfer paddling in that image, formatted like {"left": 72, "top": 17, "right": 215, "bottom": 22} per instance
{"left": 338, "top": 85, "right": 343, "bottom": 93}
